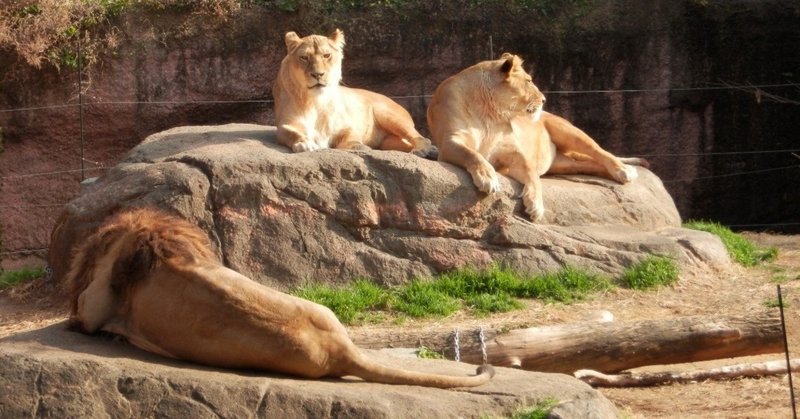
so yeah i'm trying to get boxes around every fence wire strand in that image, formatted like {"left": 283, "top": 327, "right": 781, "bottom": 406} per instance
{"left": 1, "top": 78, "right": 799, "bottom": 258}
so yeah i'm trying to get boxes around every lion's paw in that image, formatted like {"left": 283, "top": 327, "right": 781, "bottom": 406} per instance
{"left": 292, "top": 141, "right": 322, "bottom": 153}
{"left": 472, "top": 167, "right": 501, "bottom": 194}
{"left": 412, "top": 145, "right": 439, "bottom": 160}
{"left": 346, "top": 143, "right": 372, "bottom": 152}
{"left": 521, "top": 186, "right": 545, "bottom": 222}
{"left": 613, "top": 165, "right": 639, "bottom": 183}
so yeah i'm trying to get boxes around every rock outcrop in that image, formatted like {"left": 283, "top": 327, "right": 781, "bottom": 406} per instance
{"left": 48, "top": 123, "right": 731, "bottom": 290}
{"left": 0, "top": 322, "right": 619, "bottom": 419}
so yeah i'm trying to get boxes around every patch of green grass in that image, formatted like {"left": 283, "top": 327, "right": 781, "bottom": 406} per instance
{"left": 620, "top": 256, "right": 679, "bottom": 290}
{"left": 294, "top": 264, "right": 613, "bottom": 324}
{"left": 416, "top": 346, "right": 444, "bottom": 359}
{"left": 392, "top": 279, "right": 461, "bottom": 318}
{"left": 514, "top": 265, "right": 612, "bottom": 302}
{"left": 763, "top": 298, "right": 787, "bottom": 309}
{"left": 684, "top": 220, "right": 778, "bottom": 267}
{"left": 294, "top": 278, "right": 388, "bottom": 324}
{"left": 510, "top": 398, "right": 560, "bottom": 419}
{"left": 0, "top": 266, "right": 45, "bottom": 289}
{"left": 466, "top": 292, "right": 524, "bottom": 315}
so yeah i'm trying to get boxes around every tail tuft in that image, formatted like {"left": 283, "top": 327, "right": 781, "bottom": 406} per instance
{"left": 477, "top": 364, "right": 496, "bottom": 378}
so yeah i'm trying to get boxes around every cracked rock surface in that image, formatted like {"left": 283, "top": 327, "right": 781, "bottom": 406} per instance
{"left": 0, "top": 323, "right": 619, "bottom": 418}
{"left": 48, "top": 124, "right": 732, "bottom": 290}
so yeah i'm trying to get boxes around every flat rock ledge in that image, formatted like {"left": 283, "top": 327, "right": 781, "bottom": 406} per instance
{"left": 0, "top": 323, "right": 619, "bottom": 418}
{"left": 48, "top": 124, "right": 731, "bottom": 290}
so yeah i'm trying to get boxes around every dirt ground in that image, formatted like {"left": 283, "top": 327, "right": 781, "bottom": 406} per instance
{"left": 2, "top": 232, "right": 799, "bottom": 418}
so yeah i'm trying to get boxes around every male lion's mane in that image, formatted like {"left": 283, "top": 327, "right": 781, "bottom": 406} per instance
{"left": 65, "top": 208, "right": 216, "bottom": 316}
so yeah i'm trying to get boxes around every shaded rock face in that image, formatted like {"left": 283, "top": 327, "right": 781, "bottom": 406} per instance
{"left": 2, "top": 0, "right": 799, "bottom": 269}
{"left": 0, "top": 323, "right": 619, "bottom": 419}
{"left": 49, "top": 124, "right": 730, "bottom": 290}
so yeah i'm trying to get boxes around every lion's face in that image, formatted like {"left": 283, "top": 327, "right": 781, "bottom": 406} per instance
{"left": 283, "top": 29, "right": 345, "bottom": 90}
{"left": 489, "top": 53, "right": 546, "bottom": 121}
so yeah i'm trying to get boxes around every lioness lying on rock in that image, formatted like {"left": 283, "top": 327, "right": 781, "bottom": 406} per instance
{"left": 65, "top": 208, "right": 494, "bottom": 388}
{"left": 427, "top": 53, "right": 649, "bottom": 221}
{"left": 272, "top": 28, "right": 437, "bottom": 158}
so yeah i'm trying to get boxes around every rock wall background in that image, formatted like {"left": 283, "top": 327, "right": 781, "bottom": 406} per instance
{"left": 1, "top": 0, "right": 799, "bottom": 268}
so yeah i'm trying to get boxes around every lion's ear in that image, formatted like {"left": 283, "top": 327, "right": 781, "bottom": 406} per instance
{"left": 284, "top": 31, "right": 302, "bottom": 52}
{"left": 329, "top": 28, "right": 345, "bottom": 50}
{"left": 500, "top": 55, "right": 515, "bottom": 74}
{"left": 500, "top": 53, "right": 523, "bottom": 75}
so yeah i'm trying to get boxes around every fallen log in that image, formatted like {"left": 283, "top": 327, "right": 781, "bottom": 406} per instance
{"left": 349, "top": 312, "right": 783, "bottom": 374}
{"left": 575, "top": 358, "right": 800, "bottom": 387}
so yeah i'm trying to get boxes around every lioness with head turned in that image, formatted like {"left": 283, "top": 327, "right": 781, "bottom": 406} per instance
{"left": 65, "top": 207, "right": 493, "bottom": 388}
{"left": 272, "top": 28, "right": 437, "bottom": 158}
{"left": 427, "top": 53, "right": 648, "bottom": 221}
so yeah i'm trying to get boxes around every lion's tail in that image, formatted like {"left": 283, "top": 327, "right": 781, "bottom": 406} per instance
{"left": 346, "top": 352, "right": 495, "bottom": 388}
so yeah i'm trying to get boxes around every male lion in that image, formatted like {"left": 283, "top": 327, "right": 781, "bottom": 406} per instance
{"left": 427, "top": 53, "right": 648, "bottom": 221}
{"left": 64, "top": 208, "right": 493, "bottom": 388}
{"left": 272, "top": 29, "right": 437, "bottom": 158}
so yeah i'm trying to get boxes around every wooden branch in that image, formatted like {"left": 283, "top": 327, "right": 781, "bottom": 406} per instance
{"left": 350, "top": 312, "right": 783, "bottom": 374}
{"left": 575, "top": 358, "right": 800, "bottom": 387}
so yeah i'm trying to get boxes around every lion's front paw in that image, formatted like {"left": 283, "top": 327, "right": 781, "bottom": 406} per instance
{"left": 471, "top": 165, "right": 501, "bottom": 194}
{"left": 613, "top": 165, "right": 638, "bottom": 183}
{"left": 292, "top": 141, "right": 323, "bottom": 153}
{"left": 521, "top": 185, "right": 545, "bottom": 222}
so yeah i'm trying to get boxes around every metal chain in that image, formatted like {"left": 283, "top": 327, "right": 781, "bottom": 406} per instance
{"left": 478, "top": 326, "right": 488, "bottom": 364}
{"left": 453, "top": 328, "right": 461, "bottom": 362}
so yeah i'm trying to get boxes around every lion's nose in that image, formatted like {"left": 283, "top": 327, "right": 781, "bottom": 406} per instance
{"left": 311, "top": 71, "right": 325, "bottom": 80}
{"left": 541, "top": 96, "right": 547, "bottom": 104}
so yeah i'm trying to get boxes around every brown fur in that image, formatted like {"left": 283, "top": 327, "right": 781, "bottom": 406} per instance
{"left": 64, "top": 208, "right": 494, "bottom": 388}
{"left": 272, "top": 29, "right": 436, "bottom": 158}
{"left": 427, "top": 53, "right": 649, "bottom": 221}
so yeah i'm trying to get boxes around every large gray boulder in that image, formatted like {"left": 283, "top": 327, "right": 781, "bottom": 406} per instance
{"left": 0, "top": 323, "right": 619, "bottom": 418}
{"left": 49, "top": 123, "right": 731, "bottom": 290}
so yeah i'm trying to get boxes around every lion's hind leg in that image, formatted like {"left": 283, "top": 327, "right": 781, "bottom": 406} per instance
{"left": 370, "top": 96, "right": 438, "bottom": 158}
{"left": 543, "top": 113, "right": 637, "bottom": 183}
{"left": 377, "top": 135, "right": 414, "bottom": 152}
{"left": 547, "top": 153, "right": 623, "bottom": 180}
{"left": 619, "top": 156, "right": 650, "bottom": 168}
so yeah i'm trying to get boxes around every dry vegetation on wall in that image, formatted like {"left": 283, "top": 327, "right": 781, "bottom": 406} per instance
{"left": 0, "top": 0, "right": 253, "bottom": 72}
{"left": 0, "top": 0, "right": 591, "bottom": 73}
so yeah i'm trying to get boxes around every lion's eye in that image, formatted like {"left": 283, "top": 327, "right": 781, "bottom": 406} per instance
{"left": 323, "top": 53, "right": 332, "bottom": 59}
{"left": 299, "top": 56, "right": 308, "bottom": 62}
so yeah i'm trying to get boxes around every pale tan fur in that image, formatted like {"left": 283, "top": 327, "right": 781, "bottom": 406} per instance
{"left": 272, "top": 29, "right": 436, "bottom": 158}
{"left": 427, "top": 53, "right": 649, "bottom": 221}
{"left": 64, "top": 208, "right": 493, "bottom": 388}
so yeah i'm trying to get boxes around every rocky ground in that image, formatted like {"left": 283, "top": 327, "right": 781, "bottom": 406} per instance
{"left": 1, "top": 232, "right": 798, "bottom": 418}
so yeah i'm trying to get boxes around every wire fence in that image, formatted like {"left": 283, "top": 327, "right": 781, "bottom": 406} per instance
{"left": 1, "top": 80, "right": 799, "bottom": 257}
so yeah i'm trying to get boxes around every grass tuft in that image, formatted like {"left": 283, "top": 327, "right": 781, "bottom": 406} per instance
{"left": 392, "top": 279, "right": 461, "bottom": 318}
{"left": 294, "top": 278, "right": 388, "bottom": 324}
{"left": 510, "top": 398, "right": 560, "bottom": 419}
{"left": 620, "top": 256, "right": 679, "bottom": 290}
{"left": 295, "top": 264, "right": 613, "bottom": 324}
{"left": 515, "top": 265, "right": 612, "bottom": 302}
{"left": 416, "top": 346, "right": 445, "bottom": 359}
{"left": 684, "top": 220, "right": 778, "bottom": 266}
{"left": 0, "top": 266, "right": 45, "bottom": 289}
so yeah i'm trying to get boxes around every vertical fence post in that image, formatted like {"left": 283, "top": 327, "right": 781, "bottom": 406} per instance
{"left": 778, "top": 284, "right": 797, "bottom": 418}
{"left": 77, "top": 24, "right": 86, "bottom": 181}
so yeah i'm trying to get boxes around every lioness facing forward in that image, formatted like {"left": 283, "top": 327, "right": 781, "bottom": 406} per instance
{"left": 65, "top": 208, "right": 493, "bottom": 388}
{"left": 427, "top": 53, "right": 648, "bottom": 221}
{"left": 272, "top": 29, "right": 436, "bottom": 158}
